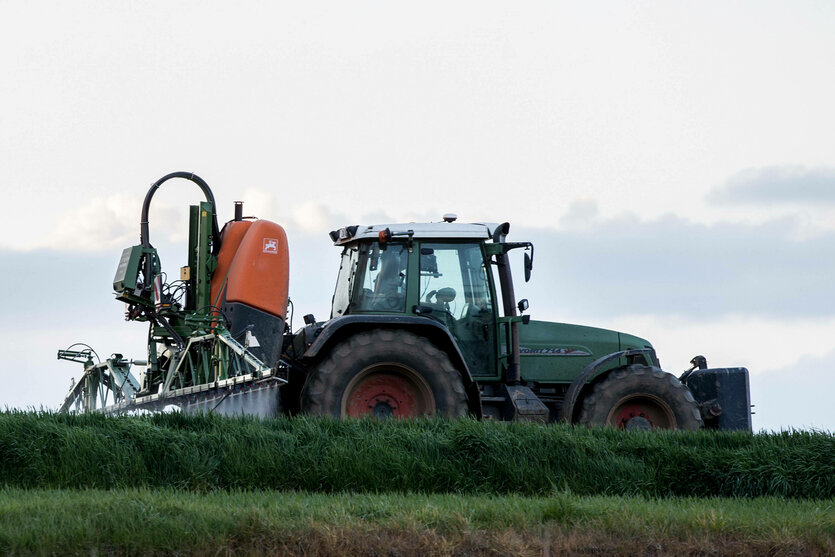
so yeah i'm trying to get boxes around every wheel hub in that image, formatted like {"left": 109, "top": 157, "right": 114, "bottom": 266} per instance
{"left": 623, "top": 415, "right": 652, "bottom": 431}
{"left": 372, "top": 400, "right": 395, "bottom": 418}
{"left": 611, "top": 401, "right": 673, "bottom": 430}
{"left": 344, "top": 371, "right": 430, "bottom": 418}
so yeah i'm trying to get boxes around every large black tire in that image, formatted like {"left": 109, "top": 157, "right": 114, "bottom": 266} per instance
{"left": 301, "top": 329, "right": 468, "bottom": 419}
{"left": 578, "top": 365, "right": 703, "bottom": 431}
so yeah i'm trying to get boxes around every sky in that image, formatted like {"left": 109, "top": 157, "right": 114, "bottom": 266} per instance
{"left": 1, "top": 1, "right": 834, "bottom": 431}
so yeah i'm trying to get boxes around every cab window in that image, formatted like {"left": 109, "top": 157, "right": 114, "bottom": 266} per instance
{"left": 353, "top": 242, "right": 408, "bottom": 312}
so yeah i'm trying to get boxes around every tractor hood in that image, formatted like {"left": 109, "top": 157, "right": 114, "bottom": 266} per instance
{"left": 517, "top": 320, "right": 655, "bottom": 383}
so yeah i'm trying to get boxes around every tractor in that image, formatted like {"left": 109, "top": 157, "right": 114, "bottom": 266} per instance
{"left": 59, "top": 172, "right": 752, "bottom": 431}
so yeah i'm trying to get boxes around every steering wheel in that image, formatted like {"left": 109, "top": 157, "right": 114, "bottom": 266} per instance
{"left": 426, "top": 287, "right": 456, "bottom": 304}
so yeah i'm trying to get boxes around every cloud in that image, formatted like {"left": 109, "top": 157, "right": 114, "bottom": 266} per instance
{"left": 32, "top": 194, "right": 140, "bottom": 252}
{"left": 239, "top": 188, "right": 431, "bottom": 238}
{"left": 559, "top": 198, "right": 600, "bottom": 228}
{"left": 1, "top": 193, "right": 194, "bottom": 254}
{"left": 514, "top": 213, "right": 835, "bottom": 320}
{"left": 10, "top": 199, "right": 835, "bottom": 322}
{"left": 8, "top": 185, "right": 835, "bottom": 321}
{"left": 709, "top": 165, "right": 835, "bottom": 205}
{"left": 9, "top": 190, "right": 357, "bottom": 253}
{"left": 291, "top": 202, "right": 344, "bottom": 235}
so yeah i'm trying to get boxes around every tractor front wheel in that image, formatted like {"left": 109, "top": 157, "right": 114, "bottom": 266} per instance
{"left": 301, "top": 329, "right": 468, "bottom": 419}
{"left": 578, "top": 365, "right": 702, "bottom": 430}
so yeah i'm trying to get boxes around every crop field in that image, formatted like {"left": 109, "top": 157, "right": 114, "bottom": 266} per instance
{"left": 1, "top": 411, "right": 833, "bottom": 555}
{"left": 1, "top": 488, "right": 833, "bottom": 555}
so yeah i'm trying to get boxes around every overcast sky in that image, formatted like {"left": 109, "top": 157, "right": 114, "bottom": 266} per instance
{"left": 2, "top": 1, "right": 834, "bottom": 431}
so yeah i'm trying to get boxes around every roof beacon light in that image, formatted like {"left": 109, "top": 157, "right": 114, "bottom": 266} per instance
{"left": 442, "top": 213, "right": 457, "bottom": 223}
{"left": 378, "top": 228, "right": 392, "bottom": 244}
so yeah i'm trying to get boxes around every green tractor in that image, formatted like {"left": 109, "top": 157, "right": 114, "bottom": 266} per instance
{"left": 292, "top": 219, "right": 751, "bottom": 430}
{"left": 59, "top": 173, "right": 752, "bottom": 431}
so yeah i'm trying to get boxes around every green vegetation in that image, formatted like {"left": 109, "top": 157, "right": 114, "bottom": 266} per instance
{"left": 1, "top": 411, "right": 832, "bottom": 498}
{"left": 0, "top": 488, "right": 832, "bottom": 556}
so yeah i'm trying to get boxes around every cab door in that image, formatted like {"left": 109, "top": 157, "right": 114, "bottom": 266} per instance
{"left": 417, "top": 242, "right": 499, "bottom": 378}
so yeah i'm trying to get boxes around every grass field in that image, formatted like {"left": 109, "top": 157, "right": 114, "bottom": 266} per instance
{"left": 2, "top": 412, "right": 833, "bottom": 554}
{"left": 1, "top": 411, "right": 833, "bottom": 498}
{"left": 1, "top": 488, "right": 832, "bottom": 555}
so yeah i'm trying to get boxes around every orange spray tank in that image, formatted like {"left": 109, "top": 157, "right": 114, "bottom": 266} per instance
{"left": 210, "top": 202, "right": 290, "bottom": 367}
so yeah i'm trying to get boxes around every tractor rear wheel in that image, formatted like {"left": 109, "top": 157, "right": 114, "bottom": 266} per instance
{"left": 301, "top": 329, "right": 468, "bottom": 419}
{"left": 578, "top": 365, "right": 702, "bottom": 430}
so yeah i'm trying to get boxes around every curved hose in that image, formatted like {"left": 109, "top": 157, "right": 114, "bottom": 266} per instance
{"left": 140, "top": 171, "right": 220, "bottom": 254}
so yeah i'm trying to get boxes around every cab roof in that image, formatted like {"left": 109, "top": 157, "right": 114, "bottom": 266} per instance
{"left": 331, "top": 221, "right": 501, "bottom": 245}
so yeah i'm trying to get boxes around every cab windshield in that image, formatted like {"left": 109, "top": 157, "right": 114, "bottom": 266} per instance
{"left": 330, "top": 246, "right": 358, "bottom": 318}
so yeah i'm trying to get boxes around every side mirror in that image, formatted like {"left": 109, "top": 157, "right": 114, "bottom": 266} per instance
{"left": 517, "top": 298, "right": 529, "bottom": 313}
{"left": 524, "top": 252, "right": 533, "bottom": 282}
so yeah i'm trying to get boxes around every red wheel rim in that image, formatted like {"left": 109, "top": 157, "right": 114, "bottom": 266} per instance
{"left": 342, "top": 365, "right": 434, "bottom": 418}
{"left": 607, "top": 395, "right": 676, "bottom": 430}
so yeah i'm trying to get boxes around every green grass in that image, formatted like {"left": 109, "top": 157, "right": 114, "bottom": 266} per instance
{"left": 1, "top": 411, "right": 832, "bottom": 498}
{"left": 0, "top": 488, "right": 832, "bottom": 555}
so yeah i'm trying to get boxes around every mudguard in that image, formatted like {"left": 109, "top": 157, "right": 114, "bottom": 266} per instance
{"left": 559, "top": 348, "right": 655, "bottom": 423}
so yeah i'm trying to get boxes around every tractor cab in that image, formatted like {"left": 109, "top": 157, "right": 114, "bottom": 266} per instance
{"left": 327, "top": 220, "right": 522, "bottom": 380}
